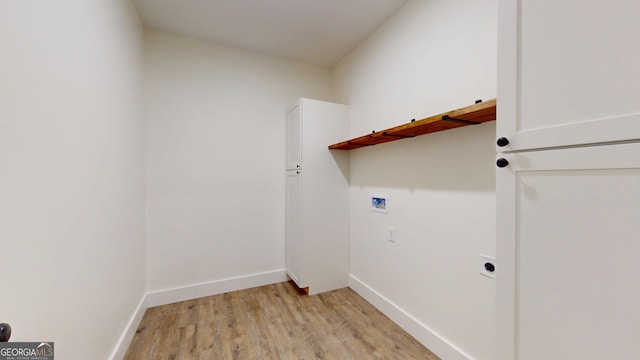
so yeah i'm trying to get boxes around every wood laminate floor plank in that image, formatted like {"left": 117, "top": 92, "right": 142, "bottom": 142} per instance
{"left": 124, "top": 281, "right": 440, "bottom": 360}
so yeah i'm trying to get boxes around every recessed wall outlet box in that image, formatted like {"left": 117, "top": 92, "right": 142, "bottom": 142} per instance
{"left": 480, "top": 254, "right": 496, "bottom": 279}
{"left": 371, "top": 195, "right": 388, "bottom": 213}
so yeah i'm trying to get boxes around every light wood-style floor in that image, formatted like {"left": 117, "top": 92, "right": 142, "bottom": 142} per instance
{"left": 124, "top": 281, "right": 440, "bottom": 359}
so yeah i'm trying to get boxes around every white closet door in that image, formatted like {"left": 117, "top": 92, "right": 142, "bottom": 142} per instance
{"left": 496, "top": 142, "right": 640, "bottom": 360}
{"left": 497, "top": 0, "right": 640, "bottom": 151}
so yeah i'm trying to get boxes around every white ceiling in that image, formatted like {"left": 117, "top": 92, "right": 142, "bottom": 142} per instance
{"left": 133, "top": 0, "right": 408, "bottom": 68}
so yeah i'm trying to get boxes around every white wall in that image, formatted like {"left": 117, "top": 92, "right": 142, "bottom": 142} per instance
{"left": 0, "top": 1, "right": 145, "bottom": 359}
{"left": 333, "top": 1, "right": 497, "bottom": 359}
{"left": 143, "top": 29, "right": 333, "bottom": 293}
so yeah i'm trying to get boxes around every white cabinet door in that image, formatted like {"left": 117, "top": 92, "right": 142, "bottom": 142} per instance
{"left": 497, "top": 0, "right": 640, "bottom": 151}
{"left": 286, "top": 104, "right": 301, "bottom": 170}
{"left": 496, "top": 142, "right": 640, "bottom": 360}
{"left": 285, "top": 169, "right": 303, "bottom": 287}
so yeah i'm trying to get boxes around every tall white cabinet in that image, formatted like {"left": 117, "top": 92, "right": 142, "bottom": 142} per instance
{"left": 286, "top": 98, "right": 349, "bottom": 295}
{"left": 496, "top": 1, "right": 640, "bottom": 359}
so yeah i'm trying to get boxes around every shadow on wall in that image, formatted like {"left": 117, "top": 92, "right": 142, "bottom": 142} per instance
{"left": 329, "top": 149, "right": 350, "bottom": 184}
{"left": 348, "top": 122, "right": 496, "bottom": 192}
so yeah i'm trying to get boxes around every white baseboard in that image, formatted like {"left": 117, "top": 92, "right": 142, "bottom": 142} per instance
{"left": 146, "top": 269, "right": 289, "bottom": 307}
{"left": 109, "top": 295, "right": 147, "bottom": 360}
{"left": 348, "top": 274, "right": 474, "bottom": 360}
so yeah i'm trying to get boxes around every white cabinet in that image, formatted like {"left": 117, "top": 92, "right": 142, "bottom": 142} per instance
{"left": 498, "top": 0, "right": 640, "bottom": 151}
{"left": 496, "top": 144, "right": 640, "bottom": 360}
{"left": 497, "top": 1, "right": 640, "bottom": 359}
{"left": 285, "top": 98, "right": 349, "bottom": 295}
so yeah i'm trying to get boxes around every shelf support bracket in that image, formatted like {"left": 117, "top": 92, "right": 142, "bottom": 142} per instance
{"left": 382, "top": 132, "right": 414, "bottom": 138}
{"left": 441, "top": 114, "right": 480, "bottom": 125}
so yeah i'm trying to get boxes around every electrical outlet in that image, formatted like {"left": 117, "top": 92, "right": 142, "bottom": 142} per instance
{"left": 388, "top": 227, "right": 395, "bottom": 243}
{"left": 480, "top": 254, "right": 496, "bottom": 279}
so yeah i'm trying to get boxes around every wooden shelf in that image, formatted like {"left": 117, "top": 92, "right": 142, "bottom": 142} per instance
{"left": 328, "top": 99, "right": 496, "bottom": 150}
